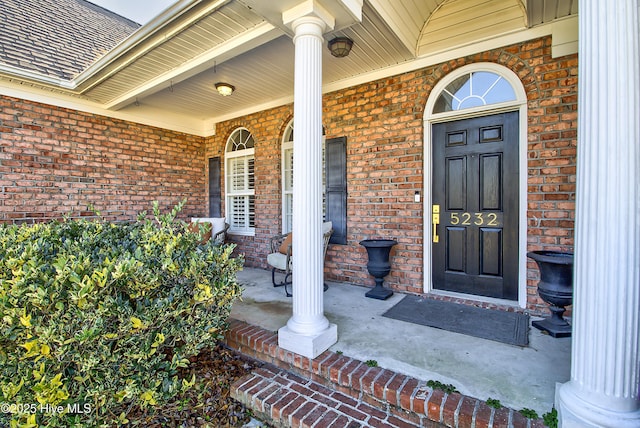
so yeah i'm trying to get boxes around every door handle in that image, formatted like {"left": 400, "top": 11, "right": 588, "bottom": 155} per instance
{"left": 432, "top": 205, "right": 440, "bottom": 243}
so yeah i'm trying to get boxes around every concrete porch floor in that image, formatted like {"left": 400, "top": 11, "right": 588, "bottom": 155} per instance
{"left": 231, "top": 267, "right": 572, "bottom": 417}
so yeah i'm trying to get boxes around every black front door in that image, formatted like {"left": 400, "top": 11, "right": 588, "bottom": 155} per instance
{"left": 432, "top": 112, "right": 519, "bottom": 300}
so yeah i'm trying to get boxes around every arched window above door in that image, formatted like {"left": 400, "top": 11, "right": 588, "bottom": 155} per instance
{"left": 433, "top": 71, "right": 516, "bottom": 114}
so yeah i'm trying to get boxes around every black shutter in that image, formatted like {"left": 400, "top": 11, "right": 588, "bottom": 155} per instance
{"left": 325, "top": 136, "right": 347, "bottom": 244}
{"left": 208, "top": 157, "right": 221, "bottom": 217}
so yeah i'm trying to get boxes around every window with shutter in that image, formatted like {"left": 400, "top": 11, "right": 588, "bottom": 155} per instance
{"left": 225, "top": 128, "right": 255, "bottom": 235}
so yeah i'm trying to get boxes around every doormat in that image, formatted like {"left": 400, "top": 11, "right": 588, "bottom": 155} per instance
{"left": 382, "top": 295, "right": 530, "bottom": 346}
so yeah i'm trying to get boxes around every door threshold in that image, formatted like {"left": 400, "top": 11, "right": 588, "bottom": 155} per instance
{"left": 428, "top": 289, "right": 525, "bottom": 311}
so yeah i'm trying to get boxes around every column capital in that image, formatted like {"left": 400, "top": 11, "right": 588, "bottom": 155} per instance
{"left": 283, "top": 0, "right": 335, "bottom": 34}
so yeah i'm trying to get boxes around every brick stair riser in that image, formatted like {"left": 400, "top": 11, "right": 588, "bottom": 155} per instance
{"left": 226, "top": 319, "right": 545, "bottom": 428}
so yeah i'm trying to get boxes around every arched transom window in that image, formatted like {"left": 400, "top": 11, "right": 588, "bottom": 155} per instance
{"left": 433, "top": 71, "right": 516, "bottom": 113}
{"left": 225, "top": 128, "right": 255, "bottom": 235}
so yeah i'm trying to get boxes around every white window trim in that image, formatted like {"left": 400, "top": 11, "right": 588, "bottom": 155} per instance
{"left": 423, "top": 62, "right": 528, "bottom": 308}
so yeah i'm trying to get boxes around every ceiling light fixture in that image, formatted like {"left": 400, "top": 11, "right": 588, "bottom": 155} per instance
{"left": 328, "top": 37, "right": 353, "bottom": 58}
{"left": 215, "top": 82, "right": 235, "bottom": 96}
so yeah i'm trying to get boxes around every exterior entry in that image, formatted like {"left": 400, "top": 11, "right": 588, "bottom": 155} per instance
{"left": 432, "top": 111, "right": 519, "bottom": 300}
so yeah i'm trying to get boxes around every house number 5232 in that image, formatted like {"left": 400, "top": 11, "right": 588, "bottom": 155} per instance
{"left": 450, "top": 212, "right": 499, "bottom": 226}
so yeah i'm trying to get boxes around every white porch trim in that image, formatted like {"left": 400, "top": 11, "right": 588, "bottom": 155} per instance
{"left": 556, "top": 0, "right": 640, "bottom": 426}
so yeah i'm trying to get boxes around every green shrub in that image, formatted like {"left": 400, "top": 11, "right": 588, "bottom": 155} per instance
{"left": 519, "top": 408, "right": 539, "bottom": 419}
{"left": 543, "top": 408, "right": 558, "bottom": 428}
{"left": 426, "top": 379, "right": 459, "bottom": 394}
{"left": 0, "top": 202, "right": 243, "bottom": 427}
{"left": 486, "top": 398, "right": 502, "bottom": 409}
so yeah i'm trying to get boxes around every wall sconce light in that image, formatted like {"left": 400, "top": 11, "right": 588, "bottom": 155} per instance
{"left": 328, "top": 37, "right": 353, "bottom": 58}
{"left": 215, "top": 82, "right": 235, "bottom": 96}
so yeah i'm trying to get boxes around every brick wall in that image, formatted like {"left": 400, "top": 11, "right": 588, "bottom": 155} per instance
{"left": 0, "top": 96, "right": 207, "bottom": 223}
{"left": 0, "top": 36, "right": 576, "bottom": 314}
{"left": 207, "top": 36, "right": 578, "bottom": 314}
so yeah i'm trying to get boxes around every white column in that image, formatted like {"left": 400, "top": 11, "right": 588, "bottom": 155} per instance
{"left": 278, "top": 7, "right": 337, "bottom": 358}
{"left": 557, "top": 1, "right": 640, "bottom": 426}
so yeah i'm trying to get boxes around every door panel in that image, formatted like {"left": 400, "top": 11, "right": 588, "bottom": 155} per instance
{"left": 480, "top": 228, "right": 502, "bottom": 275}
{"left": 446, "top": 157, "right": 466, "bottom": 210}
{"left": 446, "top": 227, "right": 466, "bottom": 272}
{"left": 480, "top": 154, "right": 501, "bottom": 209}
{"left": 432, "top": 112, "right": 519, "bottom": 300}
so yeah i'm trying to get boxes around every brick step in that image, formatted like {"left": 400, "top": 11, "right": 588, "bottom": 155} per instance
{"left": 226, "top": 319, "right": 545, "bottom": 428}
{"left": 232, "top": 364, "right": 422, "bottom": 427}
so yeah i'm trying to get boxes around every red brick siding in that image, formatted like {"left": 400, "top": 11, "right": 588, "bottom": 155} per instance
{"left": 0, "top": 36, "right": 576, "bottom": 314}
{"left": 206, "top": 36, "right": 577, "bottom": 314}
{"left": 0, "top": 96, "right": 206, "bottom": 223}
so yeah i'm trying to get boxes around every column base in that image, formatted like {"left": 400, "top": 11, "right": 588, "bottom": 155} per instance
{"left": 557, "top": 382, "right": 640, "bottom": 427}
{"left": 278, "top": 323, "right": 337, "bottom": 359}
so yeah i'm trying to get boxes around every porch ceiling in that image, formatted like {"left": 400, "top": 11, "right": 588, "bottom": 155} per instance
{"left": 81, "top": 0, "right": 420, "bottom": 123}
{"left": 527, "top": 0, "right": 578, "bottom": 26}
{"left": 0, "top": 0, "right": 577, "bottom": 131}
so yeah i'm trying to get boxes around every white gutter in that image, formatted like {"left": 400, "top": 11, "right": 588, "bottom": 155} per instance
{"left": 0, "top": 64, "right": 76, "bottom": 90}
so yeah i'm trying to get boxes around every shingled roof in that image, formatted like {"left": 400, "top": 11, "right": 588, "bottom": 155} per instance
{"left": 0, "top": 0, "right": 140, "bottom": 81}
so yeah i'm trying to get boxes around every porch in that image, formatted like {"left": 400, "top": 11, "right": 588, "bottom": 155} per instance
{"left": 227, "top": 267, "right": 571, "bottom": 426}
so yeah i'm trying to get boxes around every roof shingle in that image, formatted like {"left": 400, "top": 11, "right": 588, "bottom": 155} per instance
{"left": 0, "top": 0, "right": 140, "bottom": 80}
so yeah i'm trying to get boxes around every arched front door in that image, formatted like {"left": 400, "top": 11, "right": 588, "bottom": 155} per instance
{"left": 424, "top": 63, "right": 527, "bottom": 304}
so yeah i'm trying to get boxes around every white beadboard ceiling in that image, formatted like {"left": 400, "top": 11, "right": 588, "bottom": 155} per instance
{"left": 527, "top": 0, "right": 577, "bottom": 25}
{"left": 5, "top": 0, "right": 577, "bottom": 130}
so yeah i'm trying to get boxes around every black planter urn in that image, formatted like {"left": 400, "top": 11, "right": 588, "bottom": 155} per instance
{"left": 360, "top": 239, "right": 397, "bottom": 300}
{"left": 527, "top": 250, "right": 574, "bottom": 338}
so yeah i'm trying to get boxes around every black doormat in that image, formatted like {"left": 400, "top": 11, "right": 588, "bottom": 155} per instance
{"left": 382, "top": 295, "right": 530, "bottom": 346}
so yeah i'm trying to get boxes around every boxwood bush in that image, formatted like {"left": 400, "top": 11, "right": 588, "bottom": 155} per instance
{"left": 0, "top": 202, "right": 243, "bottom": 427}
